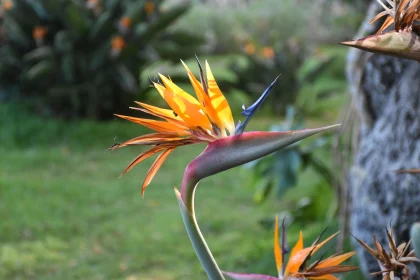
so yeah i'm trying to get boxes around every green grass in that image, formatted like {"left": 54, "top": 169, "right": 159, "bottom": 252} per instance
{"left": 0, "top": 104, "right": 363, "bottom": 279}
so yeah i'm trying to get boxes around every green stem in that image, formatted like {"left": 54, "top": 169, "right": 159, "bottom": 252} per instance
{"left": 175, "top": 174, "right": 224, "bottom": 280}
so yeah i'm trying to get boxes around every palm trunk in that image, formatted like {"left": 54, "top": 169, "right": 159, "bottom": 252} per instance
{"left": 346, "top": 1, "right": 420, "bottom": 278}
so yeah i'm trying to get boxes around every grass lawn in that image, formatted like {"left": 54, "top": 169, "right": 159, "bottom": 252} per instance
{"left": 0, "top": 104, "right": 363, "bottom": 279}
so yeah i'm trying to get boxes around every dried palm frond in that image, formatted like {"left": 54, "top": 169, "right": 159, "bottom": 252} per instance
{"left": 371, "top": 0, "right": 420, "bottom": 34}
{"left": 353, "top": 228, "right": 420, "bottom": 280}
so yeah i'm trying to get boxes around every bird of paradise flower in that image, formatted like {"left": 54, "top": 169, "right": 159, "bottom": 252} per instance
{"left": 224, "top": 217, "right": 358, "bottom": 280}
{"left": 110, "top": 58, "right": 341, "bottom": 280}
{"left": 110, "top": 59, "right": 277, "bottom": 196}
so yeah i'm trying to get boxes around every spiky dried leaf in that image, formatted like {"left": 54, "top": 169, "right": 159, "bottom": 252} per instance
{"left": 354, "top": 227, "right": 420, "bottom": 279}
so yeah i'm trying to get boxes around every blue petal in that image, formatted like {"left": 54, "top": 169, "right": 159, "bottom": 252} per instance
{"left": 235, "top": 75, "right": 280, "bottom": 134}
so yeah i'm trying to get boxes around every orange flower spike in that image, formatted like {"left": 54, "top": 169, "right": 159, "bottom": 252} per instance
{"left": 133, "top": 102, "right": 183, "bottom": 122}
{"left": 316, "top": 252, "right": 356, "bottom": 269}
{"left": 119, "top": 16, "right": 132, "bottom": 29}
{"left": 141, "top": 148, "right": 175, "bottom": 195}
{"left": 3, "top": 0, "right": 12, "bottom": 10}
{"left": 114, "top": 114, "right": 188, "bottom": 135}
{"left": 286, "top": 232, "right": 340, "bottom": 274}
{"left": 224, "top": 226, "right": 357, "bottom": 280}
{"left": 205, "top": 61, "right": 235, "bottom": 135}
{"left": 145, "top": 1, "right": 155, "bottom": 15}
{"left": 284, "top": 231, "right": 303, "bottom": 275}
{"left": 181, "top": 61, "right": 227, "bottom": 137}
{"left": 111, "top": 36, "right": 125, "bottom": 51}
{"left": 118, "top": 16, "right": 132, "bottom": 33}
{"left": 159, "top": 78, "right": 213, "bottom": 130}
{"left": 262, "top": 47, "right": 275, "bottom": 59}
{"left": 244, "top": 43, "right": 256, "bottom": 55}
{"left": 33, "top": 26, "right": 48, "bottom": 40}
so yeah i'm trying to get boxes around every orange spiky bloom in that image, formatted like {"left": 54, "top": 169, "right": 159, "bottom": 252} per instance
{"left": 2, "top": 0, "right": 12, "bottom": 11}
{"left": 119, "top": 16, "right": 132, "bottom": 32}
{"left": 145, "top": 1, "right": 155, "bottom": 15}
{"left": 111, "top": 36, "right": 126, "bottom": 56}
{"left": 32, "top": 26, "right": 48, "bottom": 40}
{"left": 262, "top": 46, "right": 275, "bottom": 60}
{"left": 244, "top": 43, "right": 256, "bottom": 55}
{"left": 111, "top": 60, "right": 236, "bottom": 196}
{"left": 371, "top": 0, "right": 420, "bottom": 34}
{"left": 353, "top": 228, "right": 420, "bottom": 280}
{"left": 224, "top": 217, "right": 358, "bottom": 280}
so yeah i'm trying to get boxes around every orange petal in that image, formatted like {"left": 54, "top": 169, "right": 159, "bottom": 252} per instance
{"left": 134, "top": 101, "right": 183, "bottom": 122}
{"left": 141, "top": 148, "right": 175, "bottom": 195}
{"left": 205, "top": 61, "right": 235, "bottom": 135}
{"left": 121, "top": 146, "right": 164, "bottom": 175}
{"left": 115, "top": 114, "right": 187, "bottom": 135}
{"left": 159, "top": 74, "right": 202, "bottom": 105}
{"left": 309, "top": 274, "right": 339, "bottom": 280}
{"left": 161, "top": 87, "right": 212, "bottom": 130}
{"left": 181, "top": 61, "right": 226, "bottom": 137}
{"left": 116, "top": 133, "right": 185, "bottom": 148}
{"left": 131, "top": 102, "right": 191, "bottom": 131}
{"left": 317, "top": 252, "right": 356, "bottom": 268}
{"left": 154, "top": 82, "right": 167, "bottom": 98}
{"left": 285, "top": 231, "right": 304, "bottom": 274}
{"left": 310, "top": 265, "right": 358, "bottom": 276}
{"left": 287, "top": 232, "right": 339, "bottom": 274}
{"left": 274, "top": 216, "right": 282, "bottom": 276}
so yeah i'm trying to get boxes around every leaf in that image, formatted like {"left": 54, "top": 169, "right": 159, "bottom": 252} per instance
{"left": 61, "top": 54, "right": 75, "bottom": 83}
{"left": 3, "top": 16, "right": 31, "bottom": 47}
{"left": 54, "top": 31, "right": 74, "bottom": 53}
{"left": 64, "top": 3, "right": 89, "bottom": 35}
{"left": 135, "top": 4, "right": 190, "bottom": 43}
{"left": 275, "top": 149, "right": 300, "bottom": 197}
{"left": 410, "top": 222, "right": 420, "bottom": 275}
{"left": 88, "top": 12, "right": 113, "bottom": 42}
{"left": 253, "top": 178, "right": 273, "bottom": 204}
{"left": 115, "top": 64, "right": 137, "bottom": 92}
{"left": 24, "top": 60, "right": 56, "bottom": 83}
{"left": 23, "top": 46, "right": 54, "bottom": 63}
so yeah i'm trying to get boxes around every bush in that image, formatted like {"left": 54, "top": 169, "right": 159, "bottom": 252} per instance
{"left": 0, "top": 0, "right": 202, "bottom": 119}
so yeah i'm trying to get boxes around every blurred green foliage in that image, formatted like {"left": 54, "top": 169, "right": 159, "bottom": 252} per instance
{"left": 0, "top": 0, "right": 202, "bottom": 119}
{"left": 171, "top": 0, "right": 360, "bottom": 116}
{"left": 230, "top": 45, "right": 348, "bottom": 116}
{"left": 244, "top": 106, "right": 335, "bottom": 204}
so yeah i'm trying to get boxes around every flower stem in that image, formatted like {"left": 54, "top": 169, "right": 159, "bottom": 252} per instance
{"left": 175, "top": 172, "right": 224, "bottom": 280}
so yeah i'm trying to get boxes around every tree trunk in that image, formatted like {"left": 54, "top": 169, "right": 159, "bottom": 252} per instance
{"left": 346, "top": 2, "right": 420, "bottom": 279}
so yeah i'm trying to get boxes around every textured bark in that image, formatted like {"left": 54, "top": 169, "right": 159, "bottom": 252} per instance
{"left": 347, "top": 2, "right": 420, "bottom": 279}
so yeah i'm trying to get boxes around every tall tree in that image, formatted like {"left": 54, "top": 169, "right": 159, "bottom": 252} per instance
{"left": 346, "top": 1, "right": 420, "bottom": 278}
